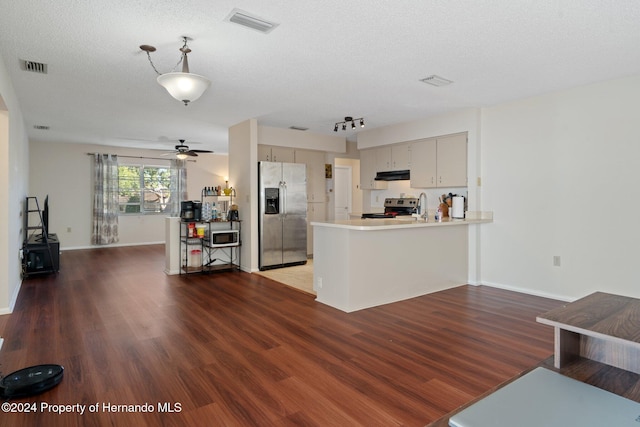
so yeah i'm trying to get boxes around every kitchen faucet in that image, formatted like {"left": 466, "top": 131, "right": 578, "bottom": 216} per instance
{"left": 418, "top": 192, "right": 428, "bottom": 220}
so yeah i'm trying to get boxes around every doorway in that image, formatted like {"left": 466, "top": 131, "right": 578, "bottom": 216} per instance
{"left": 334, "top": 165, "right": 352, "bottom": 220}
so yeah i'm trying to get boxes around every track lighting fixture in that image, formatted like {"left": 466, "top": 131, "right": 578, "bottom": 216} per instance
{"left": 140, "top": 37, "right": 211, "bottom": 106}
{"left": 334, "top": 116, "right": 365, "bottom": 132}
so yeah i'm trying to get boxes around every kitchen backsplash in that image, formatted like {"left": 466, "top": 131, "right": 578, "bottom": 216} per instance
{"left": 368, "top": 180, "right": 467, "bottom": 212}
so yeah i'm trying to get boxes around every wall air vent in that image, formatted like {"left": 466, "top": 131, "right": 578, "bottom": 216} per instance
{"left": 20, "top": 59, "right": 48, "bottom": 74}
{"left": 33, "top": 125, "right": 50, "bottom": 130}
{"left": 225, "top": 9, "right": 279, "bottom": 34}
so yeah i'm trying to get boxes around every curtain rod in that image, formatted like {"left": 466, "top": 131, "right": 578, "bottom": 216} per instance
{"left": 86, "top": 153, "right": 195, "bottom": 162}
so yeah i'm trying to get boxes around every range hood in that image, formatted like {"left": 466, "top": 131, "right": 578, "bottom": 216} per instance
{"left": 374, "top": 170, "right": 410, "bottom": 181}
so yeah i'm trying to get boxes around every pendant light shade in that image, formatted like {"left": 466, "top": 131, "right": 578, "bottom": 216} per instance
{"left": 140, "top": 37, "right": 211, "bottom": 106}
{"left": 157, "top": 72, "right": 210, "bottom": 106}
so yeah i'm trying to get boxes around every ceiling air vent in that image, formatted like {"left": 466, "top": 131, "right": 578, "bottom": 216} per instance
{"left": 420, "top": 75, "right": 453, "bottom": 87}
{"left": 33, "top": 125, "right": 50, "bottom": 130}
{"left": 289, "top": 126, "right": 308, "bottom": 131}
{"left": 225, "top": 9, "right": 279, "bottom": 34}
{"left": 20, "top": 59, "right": 48, "bottom": 74}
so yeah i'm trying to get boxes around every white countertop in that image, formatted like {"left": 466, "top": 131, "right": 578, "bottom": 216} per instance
{"left": 311, "top": 212, "right": 493, "bottom": 231}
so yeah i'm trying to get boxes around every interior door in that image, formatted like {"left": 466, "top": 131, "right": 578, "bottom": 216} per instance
{"left": 334, "top": 165, "right": 352, "bottom": 220}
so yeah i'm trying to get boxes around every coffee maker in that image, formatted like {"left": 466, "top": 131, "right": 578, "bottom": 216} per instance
{"left": 228, "top": 204, "right": 239, "bottom": 221}
{"left": 180, "top": 201, "right": 194, "bottom": 221}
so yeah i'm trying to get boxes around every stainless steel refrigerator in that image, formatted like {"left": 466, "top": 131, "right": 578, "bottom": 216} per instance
{"left": 259, "top": 161, "right": 307, "bottom": 270}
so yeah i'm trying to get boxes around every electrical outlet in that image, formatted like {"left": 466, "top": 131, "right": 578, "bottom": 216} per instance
{"left": 67, "top": 227, "right": 72, "bottom": 233}
{"left": 477, "top": 177, "right": 482, "bottom": 186}
{"left": 553, "top": 256, "right": 561, "bottom": 267}
{"left": 317, "top": 277, "right": 323, "bottom": 289}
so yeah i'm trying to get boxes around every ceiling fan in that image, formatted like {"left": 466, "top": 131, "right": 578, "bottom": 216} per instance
{"left": 164, "top": 140, "right": 213, "bottom": 159}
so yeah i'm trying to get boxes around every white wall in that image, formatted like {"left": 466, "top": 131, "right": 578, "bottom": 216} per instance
{"left": 29, "top": 140, "right": 228, "bottom": 249}
{"left": 481, "top": 74, "right": 640, "bottom": 301}
{"left": 229, "top": 119, "right": 257, "bottom": 272}
{"left": 0, "top": 54, "right": 30, "bottom": 314}
{"left": 258, "top": 125, "right": 346, "bottom": 153}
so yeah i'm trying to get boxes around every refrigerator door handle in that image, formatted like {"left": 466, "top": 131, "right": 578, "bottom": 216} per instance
{"left": 282, "top": 180, "right": 287, "bottom": 215}
{"left": 278, "top": 181, "right": 284, "bottom": 216}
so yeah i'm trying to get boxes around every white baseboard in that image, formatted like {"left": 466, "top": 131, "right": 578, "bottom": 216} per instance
{"left": 0, "top": 278, "right": 23, "bottom": 315}
{"left": 480, "top": 281, "right": 574, "bottom": 302}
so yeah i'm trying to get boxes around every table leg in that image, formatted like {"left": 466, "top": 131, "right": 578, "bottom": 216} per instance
{"left": 554, "top": 327, "right": 581, "bottom": 368}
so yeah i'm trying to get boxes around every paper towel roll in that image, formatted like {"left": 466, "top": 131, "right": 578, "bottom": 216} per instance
{"left": 451, "top": 196, "right": 465, "bottom": 218}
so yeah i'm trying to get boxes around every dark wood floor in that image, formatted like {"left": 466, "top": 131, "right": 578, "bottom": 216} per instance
{"left": 0, "top": 244, "right": 562, "bottom": 426}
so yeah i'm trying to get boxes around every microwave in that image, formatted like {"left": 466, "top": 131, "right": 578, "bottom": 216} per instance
{"left": 209, "top": 229, "right": 239, "bottom": 247}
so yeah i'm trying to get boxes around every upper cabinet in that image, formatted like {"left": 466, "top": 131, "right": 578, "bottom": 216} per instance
{"left": 360, "top": 149, "right": 388, "bottom": 190}
{"left": 391, "top": 143, "right": 411, "bottom": 170}
{"left": 258, "top": 145, "right": 295, "bottom": 163}
{"left": 409, "top": 139, "right": 437, "bottom": 188}
{"left": 436, "top": 133, "right": 467, "bottom": 187}
{"left": 374, "top": 143, "right": 410, "bottom": 171}
{"left": 410, "top": 133, "right": 467, "bottom": 188}
{"left": 294, "top": 149, "right": 325, "bottom": 203}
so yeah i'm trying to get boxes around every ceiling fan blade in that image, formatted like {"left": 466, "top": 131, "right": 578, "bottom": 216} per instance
{"left": 185, "top": 151, "right": 198, "bottom": 157}
{"left": 189, "top": 149, "right": 214, "bottom": 153}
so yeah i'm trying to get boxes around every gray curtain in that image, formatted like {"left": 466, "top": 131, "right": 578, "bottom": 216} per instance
{"left": 92, "top": 153, "right": 119, "bottom": 245}
{"left": 171, "top": 159, "right": 187, "bottom": 215}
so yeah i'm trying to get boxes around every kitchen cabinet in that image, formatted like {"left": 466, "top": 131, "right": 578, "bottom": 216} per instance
{"left": 375, "top": 146, "right": 392, "bottom": 171}
{"left": 409, "top": 139, "right": 437, "bottom": 187}
{"left": 374, "top": 143, "right": 410, "bottom": 171}
{"left": 436, "top": 133, "right": 467, "bottom": 187}
{"left": 410, "top": 133, "right": 467, "bottom": 188}
{"left": 258, "top": 145, "right": 295, "bottom": 163}
{"left": 294, "top": 149, "right": 325, "bottom": 203}
{"left": 391, "top": 143, "right": 411, "bottom": 170}
{"left": 360, "top": 148, "right": 388, "bottom": 190}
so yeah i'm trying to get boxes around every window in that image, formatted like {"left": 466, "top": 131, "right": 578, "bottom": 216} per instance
{"left": 118, "top": 165, "right": 176, "bottom": 214}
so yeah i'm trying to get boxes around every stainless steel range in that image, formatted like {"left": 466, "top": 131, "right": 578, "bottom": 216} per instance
{"left": 361, "top": 198, "right": 418, "bottom": 219}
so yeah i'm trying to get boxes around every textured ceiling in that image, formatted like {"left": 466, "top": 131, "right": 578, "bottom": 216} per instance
{"left": 1, "top": 1, "right": 640, "bottom": 154}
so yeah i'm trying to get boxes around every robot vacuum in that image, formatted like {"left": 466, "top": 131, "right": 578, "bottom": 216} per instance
{"left": 0, "top": 364, "right": 64, "bottom": 398}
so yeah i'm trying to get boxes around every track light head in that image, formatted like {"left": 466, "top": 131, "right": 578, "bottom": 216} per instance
{"left": 333, "top": 116, "right": 365, "bottom": 132}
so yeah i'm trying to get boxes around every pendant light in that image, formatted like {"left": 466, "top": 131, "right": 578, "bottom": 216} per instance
{"left": 140, "top": 37, "right": 211, "bottom": 106}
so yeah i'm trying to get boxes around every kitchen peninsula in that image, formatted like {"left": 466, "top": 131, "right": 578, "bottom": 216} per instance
{"left": 311, "top": 214, "right": 492, "bottom": 312}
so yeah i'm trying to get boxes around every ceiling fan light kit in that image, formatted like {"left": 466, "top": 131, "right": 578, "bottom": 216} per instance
{"left": 166, "top": 140, "right": 213, "bottom": 159}
{"left": 140, "top": 37, "right": 211, "bottom": 106}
